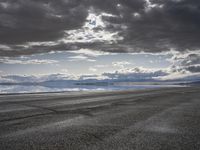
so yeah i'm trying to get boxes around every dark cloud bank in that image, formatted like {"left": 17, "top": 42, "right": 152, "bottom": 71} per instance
{"left": 1, "top": 0, "right": 200, "bottom": 54}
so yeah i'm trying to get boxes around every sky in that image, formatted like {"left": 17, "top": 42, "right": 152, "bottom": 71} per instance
{"left": 0, "top": 0, "right": 200, "bottom": 82}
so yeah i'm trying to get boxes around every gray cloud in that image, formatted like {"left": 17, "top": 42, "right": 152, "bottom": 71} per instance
{"left": 100, "top": 0, "right": 200, "bottom": 52}
{"left": 0, "top": 0, "right": 87, "bottom": 44}
{"left": 103, "top": 67, "right": 168, "bottom": 81}
{"left": 178, "top": 52, "right": 200, "bottom": 73}
{"left": 185, "top": 65, "right": 200, "bottom": 73}
{"left": 181, "top": 54, "right": 200, "bottom": 66}
{"left": 167, "top": 51, "right": 200, "bottom": 74}
{"left": 0, "top": 57, "right": 58, "bottom": 65}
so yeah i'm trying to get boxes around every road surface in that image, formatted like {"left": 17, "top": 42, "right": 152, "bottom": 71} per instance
{"left": 0, "top": 87, "right": 200, "bottom": 150}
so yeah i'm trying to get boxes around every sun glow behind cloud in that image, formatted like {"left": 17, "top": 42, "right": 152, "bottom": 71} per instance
{"left": 61, "top": 11, "right": 123, "bottom": 44}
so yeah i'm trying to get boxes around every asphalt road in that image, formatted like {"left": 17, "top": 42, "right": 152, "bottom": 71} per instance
{"left": 0, "top": 87, "right": 200, "bottom": 150}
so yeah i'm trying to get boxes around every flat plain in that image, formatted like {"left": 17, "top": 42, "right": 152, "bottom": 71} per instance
{"left": 0, "top": 86, "right": 200, "bottom": 150}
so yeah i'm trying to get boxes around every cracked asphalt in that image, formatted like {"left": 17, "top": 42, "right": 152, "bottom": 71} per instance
{"left": 0, "top": 86, "right": 200, "bottom": 150}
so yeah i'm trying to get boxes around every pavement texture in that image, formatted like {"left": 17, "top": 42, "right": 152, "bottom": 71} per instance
{"left": 0, "top": 86, "right": 200, "bottom": 150}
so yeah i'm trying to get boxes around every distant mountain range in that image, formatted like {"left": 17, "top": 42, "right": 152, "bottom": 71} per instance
{"left": 0, "top": 73, "right": 200, "bottom": 88}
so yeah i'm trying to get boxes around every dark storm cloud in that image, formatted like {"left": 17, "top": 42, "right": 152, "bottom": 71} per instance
{"left": 1, "top": 0, "right": 200, "bottom": 57}
{"left": 170, "top": 52, "right": 200, "bottom": 73}
{"left": 87, "top": 0, "right": 145, "bottom": 15}
{"left": 180, "top": 53, "right": 200, "bottom": 73}
{"left": 0, "top": 0, "right": 88, "bottom": 44}
{"left": 181, "top": 54, "right": 200, "bottom": 66}
{"left": 99, "top": 0, "right": 200, "bottom": 52}
{"left": 0, "top": 42, "right": 80, "bottom": 57}
{"left": 185, "top": 65, "right": 200, "bottom": 73}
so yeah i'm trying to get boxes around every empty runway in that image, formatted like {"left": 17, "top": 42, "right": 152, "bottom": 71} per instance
{"left": 0, "top": 87, "right": 200, "bottom": 150}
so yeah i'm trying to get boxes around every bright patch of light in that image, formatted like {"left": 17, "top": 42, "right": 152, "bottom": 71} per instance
{"left": 145, "top": 0, "right": 164, "bottom": 12}
{"left": 27, "top": 41, "right": 57, "bottom": 47}
{"left": 61, "top": 11, "right": 123, "bottom": 44}
{"left": 133, "top": 12, "right": 141, "bottom": 18}
{"left": 0, "top": 2, "right": 9, "bottom": 8}
{"left": 69, "top": 49, "right": 112, "bottom": 57}
{"left": 0, "top": 57, "right": 58, "bottom": 65}
{"left": 68, "top": 55, "right": 96, "bottom": 62}
{"left": 0, "top": 44, "right": 11, "bottom": 51}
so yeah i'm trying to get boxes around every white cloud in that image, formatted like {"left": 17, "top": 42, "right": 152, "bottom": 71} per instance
{"left": 145, "top": 0, "right": 164, "bottom": 12}
{"left": 0, "top": 57, "right": 58, "bottom": 65}
{"left": 68, "top": 55, "right": 96, "bottom": 62}
{"left": 68, "top": 55, "right": 88, "bottom": 60}
{"left": 115, "top": 66, "right": 164, "bottom": 74}
{"left": 87, "top": 59, "right": 96, "bottom": 62}
{"left": 155, "top": 72, "right": 200, "bottom": 81}
{"left": 69, "top": 49, "right": 111, "bottom": 57}
{"left": 61, "top": 11, "right": 123, "bottom": 44}
{"left": 62, "top": 28, "right": 121, "bottom": 44}
{"left": 112, "top": 61, "right": 131, "bottom": 68}
{"left": 79, "top": 74, "right": 109, "bottom": 80}
{"left": 0, "top": 44, "right": 11, "bottom": 51}
{"left": 86, "top": 64, "right": 109, "bottom": 73}
{"left": 89, "top": 67, "right": 97, "bottom": 72}
{"left": 27, "top": 41, "right": 57, "bottom": 47}
{"left": 133, "top": 12, "right": 141, "bottom": 18}
{"left": 95, "top": 65, "right": 109, "bottom": 68}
